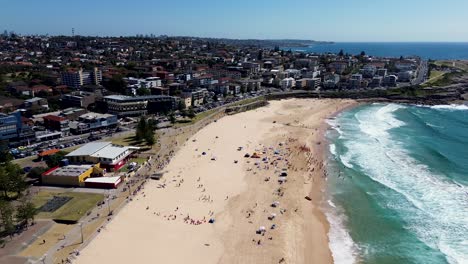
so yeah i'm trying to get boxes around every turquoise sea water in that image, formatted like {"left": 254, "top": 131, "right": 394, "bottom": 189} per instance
{"left": 325, "top": 103, "right": 468, "bottom": 264}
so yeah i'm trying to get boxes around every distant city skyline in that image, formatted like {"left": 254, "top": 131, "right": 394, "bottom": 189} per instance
{"left": 2, "top": 0, "right": 468, "bottom": 42}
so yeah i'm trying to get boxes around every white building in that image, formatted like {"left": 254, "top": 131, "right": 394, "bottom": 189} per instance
{"left": 280, "top": 78, "right": 296, "bottom": 90}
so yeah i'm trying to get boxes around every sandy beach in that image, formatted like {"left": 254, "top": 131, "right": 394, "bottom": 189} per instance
{"left": 75, "top": 98, "right": 356, "bottom": 264}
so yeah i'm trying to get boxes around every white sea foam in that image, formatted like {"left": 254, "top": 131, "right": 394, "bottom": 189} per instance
{"left": 342, "top": 103, "right": 468, "bottom": 263}
{"left": 340, "top": 152, "right": 354, "bottom": 169}
{"left": 430, "top": 104, "right": 468, "bottom": 111}
{"left": 329, "top": 144, "right": 337, "bottom": 156}
{"left": 327, "top": 119, "right": 344, "bottom": 136}
{"left": 326, "top": 205, "right": 360, "bottom": 264}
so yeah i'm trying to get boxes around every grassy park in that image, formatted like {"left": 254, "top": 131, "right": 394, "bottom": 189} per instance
{"left": 31, "top": 190, "right": 104, "bottom": 222}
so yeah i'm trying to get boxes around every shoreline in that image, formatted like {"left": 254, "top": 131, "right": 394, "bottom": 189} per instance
{"left": 74, "top": 98, "right": 357, "bottom": 264}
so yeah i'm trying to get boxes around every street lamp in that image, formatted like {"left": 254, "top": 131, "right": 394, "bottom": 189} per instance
{"left": 79, "top": 222, "right": 83, "bottom": 244}
{"left": 106, "top": 198, "right": 111, "bottom": 216}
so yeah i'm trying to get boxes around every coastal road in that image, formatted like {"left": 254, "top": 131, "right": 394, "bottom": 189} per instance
{"left": 413, "top": 60, "right": 428, "bottom": 85}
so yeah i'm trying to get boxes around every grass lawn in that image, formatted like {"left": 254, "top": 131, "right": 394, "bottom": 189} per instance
{"left": 31, "top": 190, "right": 104, "bottom": 222}
{"left": 434, "top": 60, "right": 468, "bottom": 71}
{"left": 19, "top": 223, "right": 74, "bottom": 259}
{"left": 426, "top": 70, "right": 446, "bottom": 84}
{"left": 110, "top": 135, "right": 142, "bottom": 146}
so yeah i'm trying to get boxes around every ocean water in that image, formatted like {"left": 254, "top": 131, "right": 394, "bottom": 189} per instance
{"left": 285, "top": 42, "right": 468, "bottom": 60}
{"left": 325, "top": 103, "right": 468, "bottom": 264}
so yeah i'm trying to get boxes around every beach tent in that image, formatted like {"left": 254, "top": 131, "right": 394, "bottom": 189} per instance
{"left": 271, "top": 201, "right": 280, "bottom": 207}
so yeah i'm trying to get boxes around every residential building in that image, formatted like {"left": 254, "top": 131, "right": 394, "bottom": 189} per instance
{"left": 377, "top": 68, "right": 388, "bottom": 77}
{"left": 61, "top": 68, "right": 102, "bottom": 88}
{"left": 69, "top": 112, "right": 118, "bottom": 134}
{"left": 280, "top": 78, "right": 296, "bottom": 90}
{"left": 104, "top": 95, "right": 178, "bottom": 117}
{"left": 295, "top": 78, "right": 321, "bottom": 90}
{"left": 239, "top": 79, "right": 262, "bottom": 92}
{"left": 383, "top": 75, "right": 398, "bottom": 87}
{"left": 43, "top": 115, "right": 70, "bottom": 136}
{"left": 398, "top": 71, "right": 414, "bottom": 82}
{"left": 23, "top": 97, "right": 49, "bottom": 114}
{"left": 61, "top": 91, "right": 96, "bottom": 108}
{"left": 349, "top": 74, "right": 363, "bottom": 89}
{"left": 323, "top": 74, "right": 340, "bottom": 89}
{"left": 370, "top": 76, "right": 383, "bottom": 88}
{"left": 182, "top": 88, "right": 208, "bottom": 107}
{"left": 329, "top": 62, "right": 348, "bottom": 74}
{"left": 361, "top": 65, "right": 377, "bottom": 78}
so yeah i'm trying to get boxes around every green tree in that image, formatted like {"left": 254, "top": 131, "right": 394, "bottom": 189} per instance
{"left": 338, "top": 49, "right": 344, "bottom": 57}
{"left": 178, "top": 100, "right": 186, "bottom": 111}
{"left": 135, "top": 117, "right": 147, "bottom": 141}
{"left": 144, "top": 131, "right": 156, "bottom": 146}
{"left": 27, "top": 167, "right": 48, "bottom": 179}
{"left": 103, "top": 75, "right": 127, "bottom": 94}
{"left": 0, "top": 162, "right": 26, "bottom": 198}
{"left": 187, "top": 107, "right": 196, "bottom": 119}
{"left": 0, "top": 200, "right": 15, "bottom": 237}
{"left": 168, "top": 112, "right": 176, "bottom": 124}
{"left": 136, "top": 88, "right": 151, "bottom": 96}
{"left": 16, "top": 200, "right": 37, "bottom": 227}
{"left": 45, "top": 152, "right": 66, "bottom": 169}
{"left": 257, "top": 50, "right": 263, "bottom": 61}
{"left": 0, "top": 140, "right": 13, "bottom": 163}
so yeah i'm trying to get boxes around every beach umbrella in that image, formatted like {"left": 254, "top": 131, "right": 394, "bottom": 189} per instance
{"left": 272, "top": 201, "right": 280, "bottom": 207}
{"left": 259, "top": 226, "right": 266, "bottom": 231}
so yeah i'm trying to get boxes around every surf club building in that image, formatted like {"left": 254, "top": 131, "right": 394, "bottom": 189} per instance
{"left": 65, "top": 142, "right": 139, "bottom": 171}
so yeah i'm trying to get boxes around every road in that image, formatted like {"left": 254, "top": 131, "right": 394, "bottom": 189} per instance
{"left": 413, "top": 59, "right": 428, "bottom": 85}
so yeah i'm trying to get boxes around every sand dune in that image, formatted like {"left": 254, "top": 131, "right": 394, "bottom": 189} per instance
{"left": 75, "top": 98, "right": 356, "bottom": 264}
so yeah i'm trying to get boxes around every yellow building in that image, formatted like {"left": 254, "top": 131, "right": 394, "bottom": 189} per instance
{"left": 42, "top": 164, "right": 103, "bottom": 187}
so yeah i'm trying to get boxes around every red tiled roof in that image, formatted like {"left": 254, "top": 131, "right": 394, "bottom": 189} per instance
{"left": 43, "top": 115, "right": 66, "bottom": 122}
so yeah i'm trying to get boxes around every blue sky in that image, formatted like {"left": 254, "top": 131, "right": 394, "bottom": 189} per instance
{"left": 2, "top": 0, "right": 468, "bottom": 41}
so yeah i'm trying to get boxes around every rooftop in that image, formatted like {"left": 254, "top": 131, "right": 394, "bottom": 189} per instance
{"left": 104, "top": 95, "right": 173, "bottom": 101}
{"left": 79, "top": 112, "right": 115, "bottom": 120}
{"left": 91, "top": 145, "right": 130, "bottom": 160}
{"left": 46, "top": 165, "right": 93, "bottom": 177}
{"left": 84, "top": 176, "right": 121, "bottom": 184}
{"left": 66, "top": 142, "right": 111, "bottom": 157}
